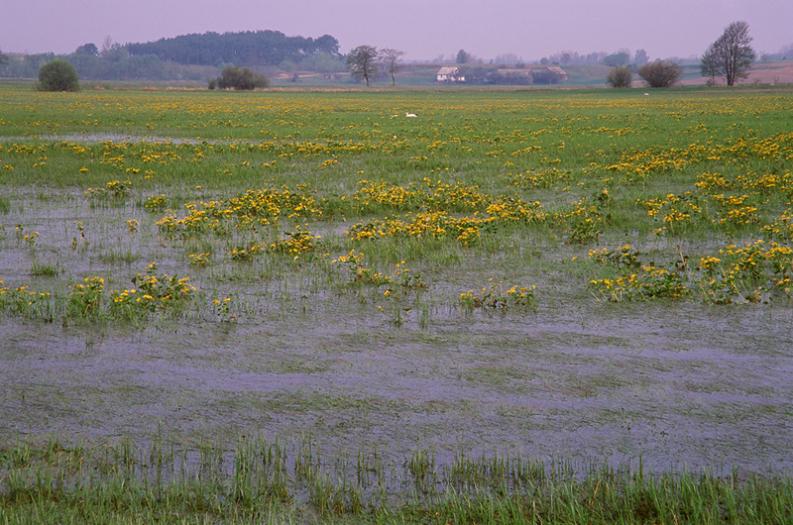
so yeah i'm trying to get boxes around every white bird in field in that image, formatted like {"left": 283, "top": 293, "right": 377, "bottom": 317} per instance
{"left": 643, "top": 93, "right": 650, "bottom": 96}
{"left": 405, "top": 112, "right": 418, "bottom": 118}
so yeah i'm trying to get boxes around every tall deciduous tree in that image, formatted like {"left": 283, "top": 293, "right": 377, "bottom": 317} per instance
{"left": 702, "top": 21, "right": 755, "bottom": 86}
{"left": 347, "top": 45, "right": 378, "bottom": 87}
{"left": 379, "top": 48, "right": 404, "bottom": 86}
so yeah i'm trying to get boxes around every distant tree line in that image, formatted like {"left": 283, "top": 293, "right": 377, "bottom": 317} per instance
{"left": 0, "top": 50, "right": 217, "bottom": 81}
{"left": 539, "top": 49, "right": 648, "bottom": 67}
{"left": 759, "top": 43, "right": 793, "bottom": 63}
{"left": 454, "top": 65, "right": 564, "bottom": 85}
{"left": 126, "top": 31, "right": 341, "bottom": 67}
{"left": 0, "top": 31, "right": 346, "bottom": 82}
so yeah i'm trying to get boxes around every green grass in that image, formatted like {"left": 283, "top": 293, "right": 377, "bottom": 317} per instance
{"left": 1, "top": 437, "right": 791, "bottom": 524}
{"left": 30, "top": 262, "right": 59, "bottom": 277}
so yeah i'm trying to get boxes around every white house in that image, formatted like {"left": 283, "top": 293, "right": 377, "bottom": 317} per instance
{"left": 436, "top": 66, "right": 466, "bottom": 83}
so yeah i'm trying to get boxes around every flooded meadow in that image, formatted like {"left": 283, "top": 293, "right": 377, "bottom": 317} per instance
{"left": 1, "top": 85, "right": 792, "bottom": 522}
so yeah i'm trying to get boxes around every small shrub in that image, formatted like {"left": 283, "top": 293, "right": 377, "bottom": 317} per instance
{"left": 84, "top": 180, "right": 132, "bottom": 203}
{"left": 143, "top": 194, "right": 167, "bottom": 211}
{"left": 269, "top": 227, "right": 318, "bottom": 257}
{"left": 230, "top": 242, "right": 264, "bottom": 261}
{"left": 458, "top": 284, "right": 536, "bottom": 310}
{"left": 590, "top": 265, "right": 687, "bottom": 302}
{"left": 213, "top": 67, "right": 269, "bottom": 90}
{"left": 565, "top": 189, "right": 611, "bottom": 244}
{"left": 187, "top": 252, "right": 211, "bottom": 268}
{"left": 109, "top": 263, "right": 196, "bottom": 319}
{"left": 638, "top": 60, "right": 681, "bottom": 88}
{"left": 0, "top": 280, "right": 52, "bottom": 320}
{"left": 334, "top": 250, "right": 391, "bottom": 285}
{"left": 607, "top": 67, "right": 633, "bottom": 88}
{"left": 212, "top": 296, "right": 235, "bottom": 322}
{"left": 38, "top": 60, "right": 80, "bottom": 92}
{"left": 589, "top": 244, "right": 642, "bottom": 269}
{"left": 67, "top": 276, "right": 105, "bottom": 318}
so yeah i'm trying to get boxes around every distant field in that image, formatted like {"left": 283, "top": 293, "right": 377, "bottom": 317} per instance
{"left": 1, "top": 86, "right": 792, "bottom": 523}
{"left": 682, "top": 60, "right": 793, "bottom": 86}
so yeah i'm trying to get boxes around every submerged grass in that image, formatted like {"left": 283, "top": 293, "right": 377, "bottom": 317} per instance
{"left": 1, "top": 437, "right": 791, "bottom": 524}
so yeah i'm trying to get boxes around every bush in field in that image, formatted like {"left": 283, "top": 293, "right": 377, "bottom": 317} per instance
{"left": 607, "top": 66, "right": 633, "bottom": 88}
{"left": 638, "top": 60, "right": 681, "bottom": 88}
{"left": 213, "top": 66, "right": 269, "bottom": 90}
{"left": 38, "top": 60, "right": 80, "bottom": 91}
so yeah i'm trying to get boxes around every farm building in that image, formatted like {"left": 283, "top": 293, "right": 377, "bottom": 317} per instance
{"left": 436, "top": 65, "right": 568, "bottom": 85}
{"left": 436, "top": 66, "right": 466, "bottom": 83}
{"left": 532, "top": 66, "right": 568, "bottom": 83}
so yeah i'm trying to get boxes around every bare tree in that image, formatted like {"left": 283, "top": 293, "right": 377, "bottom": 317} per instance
{"left": 347, "top": 45, "right": 378, "bottom": 87}
{"left": 700, "top": 48, "right": 721, "bottom": 86}
{"left": 702, "top": 21, "right": 755, "bottom": 86}
{"left": 100, "top": 35, "right": 114, "bottom": 57}
{"left": 607, "top": 66, "right": 632, "bottom": 88}
{"left": 379, "top": 48, "right": 404, "bottom": 86}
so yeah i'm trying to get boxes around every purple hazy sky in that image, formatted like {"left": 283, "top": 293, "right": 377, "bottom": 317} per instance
{"left": 2, "top": 0, "right": 791, "bottom": 59}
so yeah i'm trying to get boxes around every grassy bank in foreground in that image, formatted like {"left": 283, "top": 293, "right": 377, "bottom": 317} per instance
{"left": 1, "top": 438, "right": 791, "bottom": 524}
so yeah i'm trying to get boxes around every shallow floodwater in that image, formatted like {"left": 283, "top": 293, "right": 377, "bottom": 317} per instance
{"left": 2, "top": 162, "right": 793, "bottom": 477}
{"left": 2, "top": 234, "right": 792, "bottom": 475}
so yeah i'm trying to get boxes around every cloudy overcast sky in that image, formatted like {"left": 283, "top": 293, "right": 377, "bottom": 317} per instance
{"left": 2, "top": 0, "right": 791, "bottom": 60}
